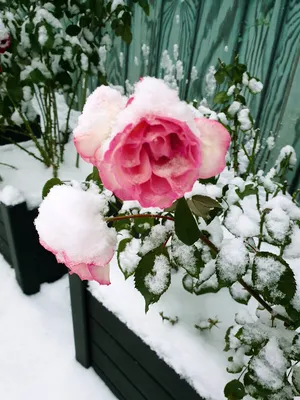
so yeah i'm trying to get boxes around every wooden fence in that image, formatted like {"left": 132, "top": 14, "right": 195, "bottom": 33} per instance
{"left": 105, "top": 0, "right": 300, "bottom": 189}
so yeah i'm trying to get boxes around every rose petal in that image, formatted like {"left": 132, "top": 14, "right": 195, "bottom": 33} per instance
{"left": 74, "top": 132, "right": 102, "bottom": 166}
{"left": 69, "top": 263, "right": 94, "bottom": 280}
{"left": 195, "top": 118, "right": 231, "bottom": 179}
{"left": 88, "top": 264, "right": 111, "bottom": 285}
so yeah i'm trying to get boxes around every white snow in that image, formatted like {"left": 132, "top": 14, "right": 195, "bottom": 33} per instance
{"left": 144, "top": 254, "right": 171, "bottom": 295}
{"left": 0, "top": 255, "right": 116, "bottom": 400}
{"left": 80, "top": 53, "right": 89, "bottom": 71}
{"left": 275, "top": 145, "right": 297, "bottom": 171}
{"left": 242, "top": 72, "right": 249, "bottom": 86}
{"left": 190, "top": 66, "right": 198, "bottom": 82}
{"left": 218, "top": 112, "right": 228, "bottom": 125}
{"left": 111, "top": 0, "right": 125, "bottom": 11}
{"left": 0, "top": 185, "right": 25, "bottom": 206}
{"left": 227, "top": 85, "right": 235, "bottom": 96}
{"left": 0, "top": 141, "right": 91, "bottom": 209}
{"left": 118, "top": 237, "right": 141, "bottom": 276}
{"left": 217, "top": 238, "right": 248, "bottom": 283}
{"left": 238, "top": 108, "right": 252, "bottom": 131}
{"left": 35, "top": 184, "right": 116, "bottom": 267}
{"left": 250, "top": 337, "right": 287, "bottom": 391}
{"left": 228, "top": 101, "right": 241, "bottom": 116}
{"left": 89, "top": 257, "right": 246, "bottom": 400}
{"left": 266, "top": 135, "right": 275, "bottom": 150}
{"left": 225, "top": 204, "right": 260, "bottom": 238}
{"left": 205, "top": 66, "right": 216, "bottom": 98}
{"left": 248, "top": 78, "right": 263, "bottom": 94}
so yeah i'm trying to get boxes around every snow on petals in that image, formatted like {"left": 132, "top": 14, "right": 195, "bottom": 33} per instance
{"left": 34, "top": 185, "right": 117, "bottom": 285}
{"left": 73, "top": 85, "right": 127, "bottom": 166}
{"left": 99, "top": 78, "right": 203, "bottom": 208}
{"left": 0, "top": 18, "right": 11, "bottom": 53}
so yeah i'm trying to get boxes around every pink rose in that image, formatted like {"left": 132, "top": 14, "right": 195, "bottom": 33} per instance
{"left": 0, "top": 20, "right": 11, "bottom": 54}
{"left": 35, "top": 185, "right": 117, "bottom": 285}
{"left": 74, "top": 78, "right": 231, "bottom": 208}
{"left": 100, "top": 116, "right": 201, "bottom": 208}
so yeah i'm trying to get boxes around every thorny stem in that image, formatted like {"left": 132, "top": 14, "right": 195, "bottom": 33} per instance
{"left": 232, "top": 118, "right": 239, "bottom": 174}
{"left": 0, "top": 134, "right": 45, "bottom": 163}
{"left": 105, "top": 214, "right": 175, "bottom": 223}
{"left": 197, "top": 230, "right": 294, "bottom": 327}
{"left": 0, "top": 162, "right": 17, "bottom": 170}
{"left": 257, "top": 210, "right": 267, "bottom": 249}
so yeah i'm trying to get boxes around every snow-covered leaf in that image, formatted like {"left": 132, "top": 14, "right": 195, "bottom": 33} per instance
{"left": 292, "top": 365, "right": 300, "bottom": 394}
{"left": 182, "top": 274, "right": 194, "bottom": 293}
{"left": 230, "top": 282, "right": 251, "bottom": 305}
{"left": 252, "top": 252, "right": 296, "bottom": 305}
{"left": 134, "top": 249, "right": 171, "bottom": 312}
{"left": 216, "top": 238, "right": 249, "bottom": 286}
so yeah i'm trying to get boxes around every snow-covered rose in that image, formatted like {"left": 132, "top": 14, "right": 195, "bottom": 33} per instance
{"left": 34, "top": 185, "right": 117, "bottom": 285}
{"left": 0, "top": 19, "right": 11, "bottom": 54}
{"left": 74, "top": 77, "right": 230, "bottom": 208}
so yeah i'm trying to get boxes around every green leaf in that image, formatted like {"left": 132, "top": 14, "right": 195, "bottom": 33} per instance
{"left": 86, "top": 166, "right": 103, "bottom": 189}
{"left": 55, "top": 71, "right": 73, "bottom": 86}
{"left": 171, "top": 240, "right": 203, "bottom": 278}
{"left": 292, "top": 366, "right": 300, "bottom": 394}
{"left": 229, "top": 282, "right": 251, "bottom": 305}
{"left": 236, "top": 94, "right": 246, "bottom": 105}
{"left": 164, "top": 199, "right": 178, "bottom": 212}
{"left": 175, "top": 197, "right": 200, "bottom": 245}
{"left": 138, "top": 0, "right": 150, "bottom": 15}
{"left": 182, "top": 274, "right": 194, "bottom": 293}
{"left": 224, "top": 326, "right": 234, "bottom": 351}
{"left": 66, "top": 24, "right": 81, "bottom": 36}
{"left": 214, "top": 69, "right": 226, "bottom": 85}
{"left": 42, "top": 178, "right": 63, "bottom": 199}
{"left": 252, "top": 252, "right": 296, "bottom": 305}
{"left": 122, "top": 26, "right": 132, "bottom": 44}
{"left": 291, "top": 335, "right": 300, "bottom": 360}
{"left": 194, "top": 273, "right": 220, "bottom": 295}
{"left": 224, "top": 379, "right": 245, "bottom": 399}
{"left": 213, "top": 91, "right": 230, "bottom": 104}
{"left": 79, "top": 15, "right": 91, "bottom": 27}
{"left": 117, "top": 238, "right": 134, "bottom": 279}
{"left": 236, "top": 184, "right": 257, "bottom": 200}
{"left": 115, "top": 24, "right": 125, "bottom": 36}
{"left": 132, "top": 216, "right": 154, "bottom": 239}
{"left": 30, "top": 68, "right": 47, "bottom": 84}
{"left": 187, "top": 195, "right": 221, "bottom": 219}
{"left": 134, "top": 249, "right": 171, "bottom": 312}
{"left": 6, "top": 78, "right": 22, "bottom": 104}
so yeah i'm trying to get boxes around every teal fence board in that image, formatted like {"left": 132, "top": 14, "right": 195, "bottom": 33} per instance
{"left": 105, "top": 0, "right": 300, "bottom": 189}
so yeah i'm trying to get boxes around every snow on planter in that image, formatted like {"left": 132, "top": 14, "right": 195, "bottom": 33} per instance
{"left": 88, "top": 256, "right": 245, "bottom": 400}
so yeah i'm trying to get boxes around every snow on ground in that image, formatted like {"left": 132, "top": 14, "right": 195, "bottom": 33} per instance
{"left": 0, "top": 255, "right": 116, "bottom": 400}
{"left": 0, "top": 140, "right": 91, "bottom": 209}
{"left": 89, "top": 257, "right": 251, "bottom": 400}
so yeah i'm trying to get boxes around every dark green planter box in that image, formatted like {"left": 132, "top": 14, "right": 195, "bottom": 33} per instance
{"left": 0, "top": 201, "right": 66, "bottom": 295}
{"left": 0, "top": 121, "right": 41, "bottom": 146}
{"left": 69, "top": 274, "right": 203, "bottom": 400}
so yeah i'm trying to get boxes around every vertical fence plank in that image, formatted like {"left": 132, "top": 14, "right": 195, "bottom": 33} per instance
{"left": 126, "top": 0, "right": 164, "bottom": 86}
{"left": 256, "top": 0, "right": 300, "bottom": 141}
{"left": 237, "top": 0, "right": 288, "bottom": 118}
{"left": 152, "top": 0, "right": 200, "bottom": 97}
{"left": 185, "top": 0, "right": 248, "bottom": 102}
